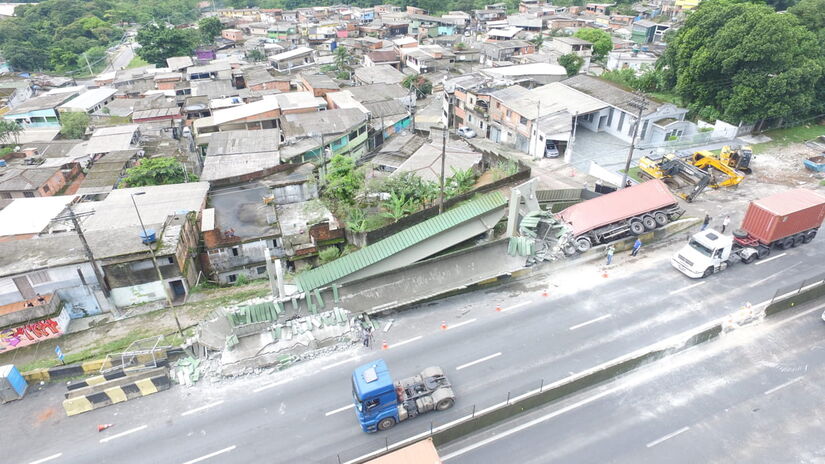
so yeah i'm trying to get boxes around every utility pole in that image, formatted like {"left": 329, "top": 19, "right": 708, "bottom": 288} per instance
{"left": 438, "top": 122, "right": 447, "bottom": 214}
{"left": 532, "top": 100, "right": 541, "bottom": 159}
{"left": 620, "top": 93, "right": 648, "bottom": 189}
{"left": 83, "top": 53, "right": 94, "bottom": 76}
{"left": 564, "top": 111, "right": 579, "bottom": 164}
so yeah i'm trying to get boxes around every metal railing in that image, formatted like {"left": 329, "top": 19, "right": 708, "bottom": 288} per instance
{"left": 769, "top": 271, "right": 825, "bottom": 306}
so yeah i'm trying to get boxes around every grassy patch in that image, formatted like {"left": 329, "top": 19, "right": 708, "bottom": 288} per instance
{"left": 750, "top": 123, "right": 825, "bottom": 155}
{"left": 648, "top": 92, "right": 684, "bottom": 107}
{"left": 127, "top": 56, "right": 149, "bottom": 69}
{"left": 18, "top": 329, "right": 152, "bottom": 372}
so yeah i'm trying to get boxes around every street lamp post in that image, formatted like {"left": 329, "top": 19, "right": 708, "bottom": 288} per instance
{"left": 130, "top": 192, "right": 187, "bottom": 343}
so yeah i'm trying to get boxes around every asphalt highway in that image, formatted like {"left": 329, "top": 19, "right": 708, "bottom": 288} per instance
{"left": 439, "top": 299, "right": 825, "bottom": 464}
{"left": 10, "top": 236, "right": 825, "bottom": 464}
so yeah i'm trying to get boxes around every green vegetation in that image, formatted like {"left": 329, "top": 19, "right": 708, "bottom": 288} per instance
{"left": 136, "top": 24, "right": 200, "bottom": 66}
{"left": 660, "top": 0, "right": 825, "bottom": 123}
{"left": 0, "top": 0, "right": 199, "bottom": 72}
{"left": 333, "top": 45, "right": 353, "bottom": 80}
{"left": 197, "top": 16, "right": 222, "bottom": 44}
{"left": 126, "top": 55, "right": 149, "bottom": 69}
{"left": 19, "top": 329, "right": 152, "bottom": 372}
{"left": 318, "top": 246, "right": 341, "bottom": 264}
{"left": 573, "top": 28, "right": 612, "bottom": 61}
{"left": 123, "top": 157, "right": 198, "bottom": 187}
{"left": 247, "top": 49, "right": 266, "bottom": 62}
{"left": 402, "top": 74, "right": 433, "bottom": 99}
{"left": 601, "top": 67, "right": 666, "bottom": 93}
{"left": 323, "top": 154, "right": 365, "bottom": 209}
{"left": 0, "top": 120, "right": 22, "bottom": 145}
{"left": 59, "top": 112, "right": 90, "bottom": 139}
{"left": 558, "top": 53, "right": 584, "bottom": 77}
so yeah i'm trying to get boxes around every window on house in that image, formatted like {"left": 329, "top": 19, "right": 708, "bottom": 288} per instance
{"left": 0, "top": 193, "right": 10, "bottom": 199}
{"left": 607, "top": 108, "right": 614, "bottom": 127}
{"left": 506, "top": 110, "right": 511, "bottom": 117}
{"left": 496, "top": 102, "right": 500, "bottom": 109}
{"left": 43, "top": 185, "right": 50, "bottom": 193}
{"left": 23, "top": 192, "right": 35, "bottom": 198}
{"left": 257, "top": 266, "right": 267, "bottom": 275}
{"left": 167, "top": 257, "right": 175, "bottom": 265}
{"left": 519, "top": 116, "right": 527, "bottom": 125}
{"left": 228, "top": 274, "right": 237, "bottom": 283}
{"left": 618, "top": 112, "right": 625, "bottom": 131}
{"left": 231, "top": 247, "right": 240, "bottom": 257}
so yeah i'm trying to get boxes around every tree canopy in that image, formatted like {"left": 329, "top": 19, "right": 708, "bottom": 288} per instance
{"left": 197, "top": 16, "right": 222, "bottom": 44}
{"left": 573, "top": 28, "right": 612, "bottom": 61}
{"left": 660, "top": 0, "right": 825, "bottom": 123}
{"left": 136, "top": 24, "right": 200, "bottom": 66}
{"left": 0, "top": 0, "right": 199, "bottom": 72}
{"left": 123, "top": 157, "right": 197, "bottom": 187}
{"left": 0, "top": 121, "right": 22, "bottom": 145}
{"left": 558, "top": 53, "right": 584, "bottom": 77}
{"left": 59, "top": 112, "right": 90, "bottom": 139}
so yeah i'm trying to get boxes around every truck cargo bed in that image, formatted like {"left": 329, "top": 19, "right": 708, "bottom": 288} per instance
{"left": 740, "top": 189, "right": 825, "bottom": 244}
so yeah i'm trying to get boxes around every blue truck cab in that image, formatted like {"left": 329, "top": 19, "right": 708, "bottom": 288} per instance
{"left": 352, "top": 359, "right": 399, "bottom": 433}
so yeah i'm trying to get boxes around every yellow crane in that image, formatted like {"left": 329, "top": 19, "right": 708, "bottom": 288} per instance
{"left": 687, "top": 151, "right": 745, "bottom": 188}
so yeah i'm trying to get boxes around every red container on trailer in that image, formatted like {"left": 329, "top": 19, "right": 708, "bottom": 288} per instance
{"left": 739, "top": 189, "right": 825, "bottom": 245}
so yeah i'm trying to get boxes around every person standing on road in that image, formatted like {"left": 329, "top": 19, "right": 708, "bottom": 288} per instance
{"left": 721, "top": 215, "right": 730, "bottom": 233}
{"left": 701, "top": 214, "right": 711, "bottom": 231}
{"left": 606, "top": 245, "right": 615, "bottom": 265}
{"left": 631, "top": 238, "right": 642, "bottom": 257}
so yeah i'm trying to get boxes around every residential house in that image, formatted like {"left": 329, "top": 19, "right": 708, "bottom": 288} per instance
{"left": 631, "top": 20, "right": 670, "bottom": 44}
{"left": 585, "top": 3, "right": 614, "bottom": 14}
{"left": 4, "top": 92, "right": 79, "bottom": 129}
{"left": 131, "top": 95, "right": 182, "bottom": 123}
{"left": 200, "top": 129, "right": 282, "bottom": 183}
{"left": 550, "top": 36, "right": 593, "bottom": 72}
{"left": 154, "top": 72, "right": 184, "bottom": 91}
{"left": 0, "top": 165, "right": 78, "bottom": 199}
{"left": 300, "top": 73, "right": 341, "bottom": 97}
{"left": 166, "top": 56, "right": 195, "bottom": 72}
{"left": 279, "top": 108, "right": 369, "bottom": 161}
{"left": 275, "top": 198, "right": 343, "bottom": 271}
{"left": 244, "top": 67, "right": 291, "bottom": 92}
{"left": 486, "top": 27, "right": 524, "bottom": 41}
{"left": 480, "top": 63, "right": 567, "bottom": 85}
{"left": 187, "top": 62, "right": 233, "bottom": 81}
{"left": 76, "top": 150, "right": 140, "bottom": 196}
{"left": 606, "top": 49, "right": 658, "bottom": 71}
{"left": 0, "top": 76, "right": 33, "bottom": 110}
{"left": 56, "top": 87, "right": 117, "bottom": 114}
{"left": 480, "top": 40, "right": 535, "bottom": 65}
{"left": 269, "top": 47, "right": 316, "bottom": 72}
{"left": 354, "top": 64, "right": 406, "bottom": 85}
{"left": 364, "top": 50, "right": 401, "bottom": 69}
{"left": 391, "top": 137, "right": 482, "bottom": 183}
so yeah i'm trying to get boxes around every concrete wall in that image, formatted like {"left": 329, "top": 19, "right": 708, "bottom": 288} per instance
{"left": 111, "top": 280, "right": 166, "bottom": 307}
{"left": 0, "top": 262, "right": 99, "bottom": 306}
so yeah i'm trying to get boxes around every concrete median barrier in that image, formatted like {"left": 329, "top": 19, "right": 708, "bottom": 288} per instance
{"left": 62, "top": 367, "right": 171, "bottom": 416}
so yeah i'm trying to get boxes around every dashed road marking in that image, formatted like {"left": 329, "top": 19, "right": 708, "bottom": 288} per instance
{"left": 389, "top": 336, "right": 423, "bottom": 349}
{"left": 569, "top": 314, "right": 612, "bottom": 331}
{"left": 181, "top": 400, "right": 224, "bottom": 417}
{"left": 764, "top": 376, "right": 804, "bottom": 396}
{"left": 456, "top": 352, "right": 502, "bottom": 371}
{"left": 646, "top": 426, "right": 690, "bottom": 448}
{"left": 322, "top": 356, "right": 364, "bottom": 371}
{"left": 447, "top": 318, "right": 477, "bottom": 330}
{"left": 325, "top": 404, "right": 355, "bottom": 417}
{"left": 99, "top": 425, "right": 148, "bottom": 444}
{"left": 28, "top": 453, "right": 63, "bottom": 464}
{"left": 668, "top": 281, "right": 706, "bottom": 295}
{"left": 253, "top": 379, "right": 292, "bottom": 393}
{"left": 181, "top": 445, "right": 237, "bottom": 464}
{"left": 500, "top": 301, "right": 530, "bottom": 313}
{"left": 755, "top": 252, "right": 787, "bottom": 266}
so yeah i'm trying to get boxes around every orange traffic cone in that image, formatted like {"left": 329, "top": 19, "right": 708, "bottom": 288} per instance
{"left": 569, "top": 168, "right": 576, "bottom": 177}
{"left": 495, "top": 305, "right": 502, "bottom": 312}
{"left": 441, "top": 321, "right": 447, "bottom": 330}
{"left": 98, "top": 424, "right": 113, "bottom": 432}
{"left": 542, "top": 289, "right": 549, "bottom": 297}
{"left": 602, "top": 272, "right": 609, "bottom": 278}
{"left": 381, "top": 340, "right": 389, "bottom": 350}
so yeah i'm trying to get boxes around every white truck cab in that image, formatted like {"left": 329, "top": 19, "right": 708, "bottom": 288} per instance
{"left": 672, "top": 229, "right": 735, "bottom": 278}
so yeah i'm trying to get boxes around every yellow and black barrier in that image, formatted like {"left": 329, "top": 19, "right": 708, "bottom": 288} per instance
{"left": 62, "top": 368, "right": 171, "bottom": 416}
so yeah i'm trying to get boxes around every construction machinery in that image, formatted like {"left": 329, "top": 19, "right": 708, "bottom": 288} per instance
{"left": 719, "top": 145, "right": 753, "bottom": 174}
{"left": 687, "top": 151, "right": 745, "bottom": 188}
{"left": 638, "top": 154, "right": 711, "bottom": 202}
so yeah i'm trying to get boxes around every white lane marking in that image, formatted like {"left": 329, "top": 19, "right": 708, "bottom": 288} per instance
{"left": 500, "top": 301, "right": 530, "bottom": 313}
{"left": 322, "top": 355, "right": 364, "bottom": 371}
{"left": 441, "top": 386, "right": 621, "bottom": 461}
{"left": 181, "top": 400, "right": 224, "bottom": 417}
{"left": 99, "top": 424, "right": 148, "bottom": 444}
{"left": 764, "top": 376, "right": 804, "bottom": 396}
{"left": 755, "top": 252, "right": 787, "bottom": 266}
{"left": 325, "top": 404, "right": 355, "bottom": 417}
{"left": 181, "top": 445, "right": 237, "bottom": 464}
{"left": 389, "top": 335, "right": 423, "bottom": 349}
{"left": 747, "top": 264, "right": 801, "bottom": 288}
{"left": 668, "top": 281, "right": 706, "bottom": 295}
{"left": 455, "top": 352, "right": 502, "bottom": 371}
{"left": 646, "top": 426, "right": 690, "bottom": 448}
{"left": 28, "top": 453, "right": 63, "bottom": 464}
{"left": 446, "top": 318, "right": 477, "bottom": 330}
{"left": 350, "top": 300, "right": 825, "bottom": 464}
{"left": 569, "top": 314, "right": 612, "bottom": 331}
{"left": 253, "top": 378, "right": 292, "bottom": 393}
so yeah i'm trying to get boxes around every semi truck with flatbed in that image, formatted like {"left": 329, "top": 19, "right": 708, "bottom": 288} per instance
{"left": 352, "top": 359, "right": 455, "bottom": 433}
{"left": 556, "top": 179, "right": 685, "bottom": 254}
{"left": 672, "top": 188, "right": 825, "bottom": 278}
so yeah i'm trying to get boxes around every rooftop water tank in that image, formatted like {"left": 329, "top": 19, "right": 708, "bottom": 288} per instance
{"left": 140, "top": 228, "right": 157, "bottom": 244}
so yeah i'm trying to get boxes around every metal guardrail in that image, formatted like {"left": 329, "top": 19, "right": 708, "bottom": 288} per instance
{"left": 769, "top": 271, "right": 825, "bottom": 306}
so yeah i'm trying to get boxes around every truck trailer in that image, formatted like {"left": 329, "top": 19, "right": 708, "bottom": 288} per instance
{"left": 352, "top": 359, "right": 455, "bottom": 433}
{"left": 672, "top": 188, "right": 825, "bottom": 278}
{"left": 557, "top": 179, "right": 684, "bottom": 254}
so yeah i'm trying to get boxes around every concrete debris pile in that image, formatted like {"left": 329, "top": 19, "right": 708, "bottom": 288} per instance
{"left": 171, "top": 357, "right": 202, "bottom": 386}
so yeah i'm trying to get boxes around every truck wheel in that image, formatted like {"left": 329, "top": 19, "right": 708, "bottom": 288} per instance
{"left": 702, "top": 267, "right": 713, "bottom": 278}
{"left": 642, "top": 216, "right": 657, "bottom": 230}
{"left": 562, "top": 243, "right": 577, "bottom": 256}
{"left": 575, "top": 236, "right": 592, "bottom": 252}
{"left": 803, "top": 230, "right": 817, "bottom": 243}
{"left": 732, "top": 229, "right": 749, "bottom": 239}
{"left": 757, "top": 246, "right": 771, "bottom": 259}
{"left": 378, "top": 417, "right": 396, "bottom": 431}
{"left": 629, "top": 220, "right": 645, "bottom": 235}
{"left": 792, "top": 233, "right": 805, "bottom": 247}
{"left": 742, "top": 253, "right": 756, "bottom": 264}
{"left": 654, "top": 212, "right": 668, "bottom": 227}
{"left": 436, "top": 398, "right": 454, "bottom": 411}
{"left": 779, "top": 237, "right": 793, "bottom": 250}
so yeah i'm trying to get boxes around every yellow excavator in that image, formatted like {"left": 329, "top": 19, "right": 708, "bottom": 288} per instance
{"left": 719, "top": 145, "right": 753, "bottom": 174}
{"left": 638, "top": 151, "right": 745, "bottom": 202}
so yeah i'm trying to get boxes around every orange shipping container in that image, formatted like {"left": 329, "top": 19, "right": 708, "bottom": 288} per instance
{"left": 740, "top": 189, "right": 825, "bottom": 245}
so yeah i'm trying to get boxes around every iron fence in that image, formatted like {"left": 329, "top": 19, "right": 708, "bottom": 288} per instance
{"left": 769, "top": 271, "right": 825, "bottom": 306}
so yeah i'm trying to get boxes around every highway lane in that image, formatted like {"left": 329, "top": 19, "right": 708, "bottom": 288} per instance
{"left": 14, "top": 237, "right": 825, "bottom": 464}
{"left": 439, "top": 300, "right": 825, "bottom": 464}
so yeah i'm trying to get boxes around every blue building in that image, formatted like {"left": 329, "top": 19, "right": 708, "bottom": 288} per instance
{"left": 3, "top": 91, "right": 79, "bottom": 129}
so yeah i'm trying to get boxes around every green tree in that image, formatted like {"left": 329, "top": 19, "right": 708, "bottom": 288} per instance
{"left": 59, "top": 112, "right": 89, "bottom": 139}
{"left": 0, "top": 121, "right": 22, "bottom": 145}
{"left": 558, "top": 53, "right": 584, "bottom": 77}
{"left": 660, "top": 0, "right": 824, "bottom": 123}
{"left": 123, "top": 157, "right": 197, "bottom": 187}
{"left": 323, "top": 154, "right": 364, "bottom": 207}
{"left": 530, "top": 33, "right": 544, "bottom": 49}
{"left": 445, "top": 167, "right": 476, "bottom": 197}
{"left": 402, "top": 74, "right": 433, "bottom": 99}
{"left": 345, "top": 207, "right": 368, "bottom": 233}
{"left": 136, "top": 24, "right": 199, "bottom": 66}
{"left": 318, "top": 246, "right": 340, "bottom": 264}
{"left": 382, "top": 192, "right": 413, "bottom": 222}
{"left": 574, "top": 28, "right": 612, "bottom": 61}
{"left": 790, "top": 0, "right": 825, "bottom": 40}
{"left": 247, "top": 49, "right": 266, "bottom": 62}
{"left": 198, "top": 16, "right": 223, "bottom": 44}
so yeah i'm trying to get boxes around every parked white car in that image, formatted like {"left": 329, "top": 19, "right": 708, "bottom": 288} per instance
{"left": 544, "top": 141, "right": 560, "bottom": 158}
{"left": 457, "top": 127, "right": 476, "bottom": 138}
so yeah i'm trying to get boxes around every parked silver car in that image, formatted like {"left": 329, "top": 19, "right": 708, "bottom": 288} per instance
{"left": 457, "top": 127, "right": 476, "bottom": 138}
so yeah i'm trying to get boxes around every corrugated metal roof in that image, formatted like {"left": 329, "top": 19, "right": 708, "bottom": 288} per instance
{"left": 295, "top": 191, "right": 507, "bottom": 292}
